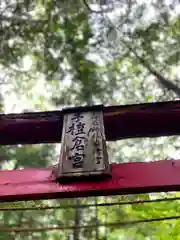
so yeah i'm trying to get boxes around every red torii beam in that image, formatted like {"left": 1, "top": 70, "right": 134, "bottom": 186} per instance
{"left": 1, "top": 100, "right": 180, "bottom": 202}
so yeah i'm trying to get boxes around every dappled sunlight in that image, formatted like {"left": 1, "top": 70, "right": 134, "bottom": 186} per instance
{"left": 107, "top": 136, "right": 180, "bottom": 163}
{"left": 0, "top": 0, "right": 179, "bottom": 239}
{"left": 0, "top": 144, "right": 59, "bottom": 170}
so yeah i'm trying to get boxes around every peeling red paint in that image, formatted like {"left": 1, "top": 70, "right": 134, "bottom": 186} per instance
{"left": 0, "top": 101, "right": 180, "bottom": 201}
{"left": 0, "top": 101, "right": 180, "bottom": 145}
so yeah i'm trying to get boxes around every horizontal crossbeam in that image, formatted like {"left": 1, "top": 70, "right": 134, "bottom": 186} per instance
{"left": 0, "top": 160, "right": 180, "bottom": 202}
{"left": 0, "top": 100, "right": 180, "bottom": 145}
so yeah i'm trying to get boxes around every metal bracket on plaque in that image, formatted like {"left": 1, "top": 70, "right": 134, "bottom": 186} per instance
{"left": 55, "top": 105, "right": 111, "bottom": 180}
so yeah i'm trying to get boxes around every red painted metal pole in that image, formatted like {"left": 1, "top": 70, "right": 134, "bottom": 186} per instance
{"left": 0, "top": 100, "right": 180, "bottom": 145}
{"left": 0, "top": 160, "right": 180, "bottom": 202}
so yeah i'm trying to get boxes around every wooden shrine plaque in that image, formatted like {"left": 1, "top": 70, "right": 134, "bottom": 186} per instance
{"left": 56, "top": 106, "right": 111, "bottom": 180}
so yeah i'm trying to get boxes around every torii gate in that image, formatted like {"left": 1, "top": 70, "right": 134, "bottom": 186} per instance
{"left": 0, "top": 100, "right": 180, "bottom": 203}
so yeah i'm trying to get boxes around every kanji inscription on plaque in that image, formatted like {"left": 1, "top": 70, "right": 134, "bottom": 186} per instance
{"left": 56, "top": 106, "right": 111, "bottom": 179}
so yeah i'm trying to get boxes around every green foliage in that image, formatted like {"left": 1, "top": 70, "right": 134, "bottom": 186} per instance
{"left": 0, "top": 0, "right": 180, "bottom": 239}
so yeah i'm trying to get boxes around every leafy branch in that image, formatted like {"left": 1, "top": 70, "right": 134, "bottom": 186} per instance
{"left": 0, "top": 15, "right": 47, "bottom": 25}
{"left": 122, "top": 40, "right": 180, "bottom": 97}
{"left": 82, "top": 0, "right": 104, "bottom": 13}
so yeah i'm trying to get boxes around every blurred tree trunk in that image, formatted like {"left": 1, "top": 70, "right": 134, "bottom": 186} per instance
{"left": 73, "top": 199, "right": 81, "bottom": 240}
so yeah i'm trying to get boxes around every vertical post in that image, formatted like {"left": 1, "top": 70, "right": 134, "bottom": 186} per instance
{"left": 56, "top": 105, "right": 111, "bottom": 181}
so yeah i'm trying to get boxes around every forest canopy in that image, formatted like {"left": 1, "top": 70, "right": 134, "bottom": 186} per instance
{"left": 0, "top": 0, "right": 180, "bottom": 239}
